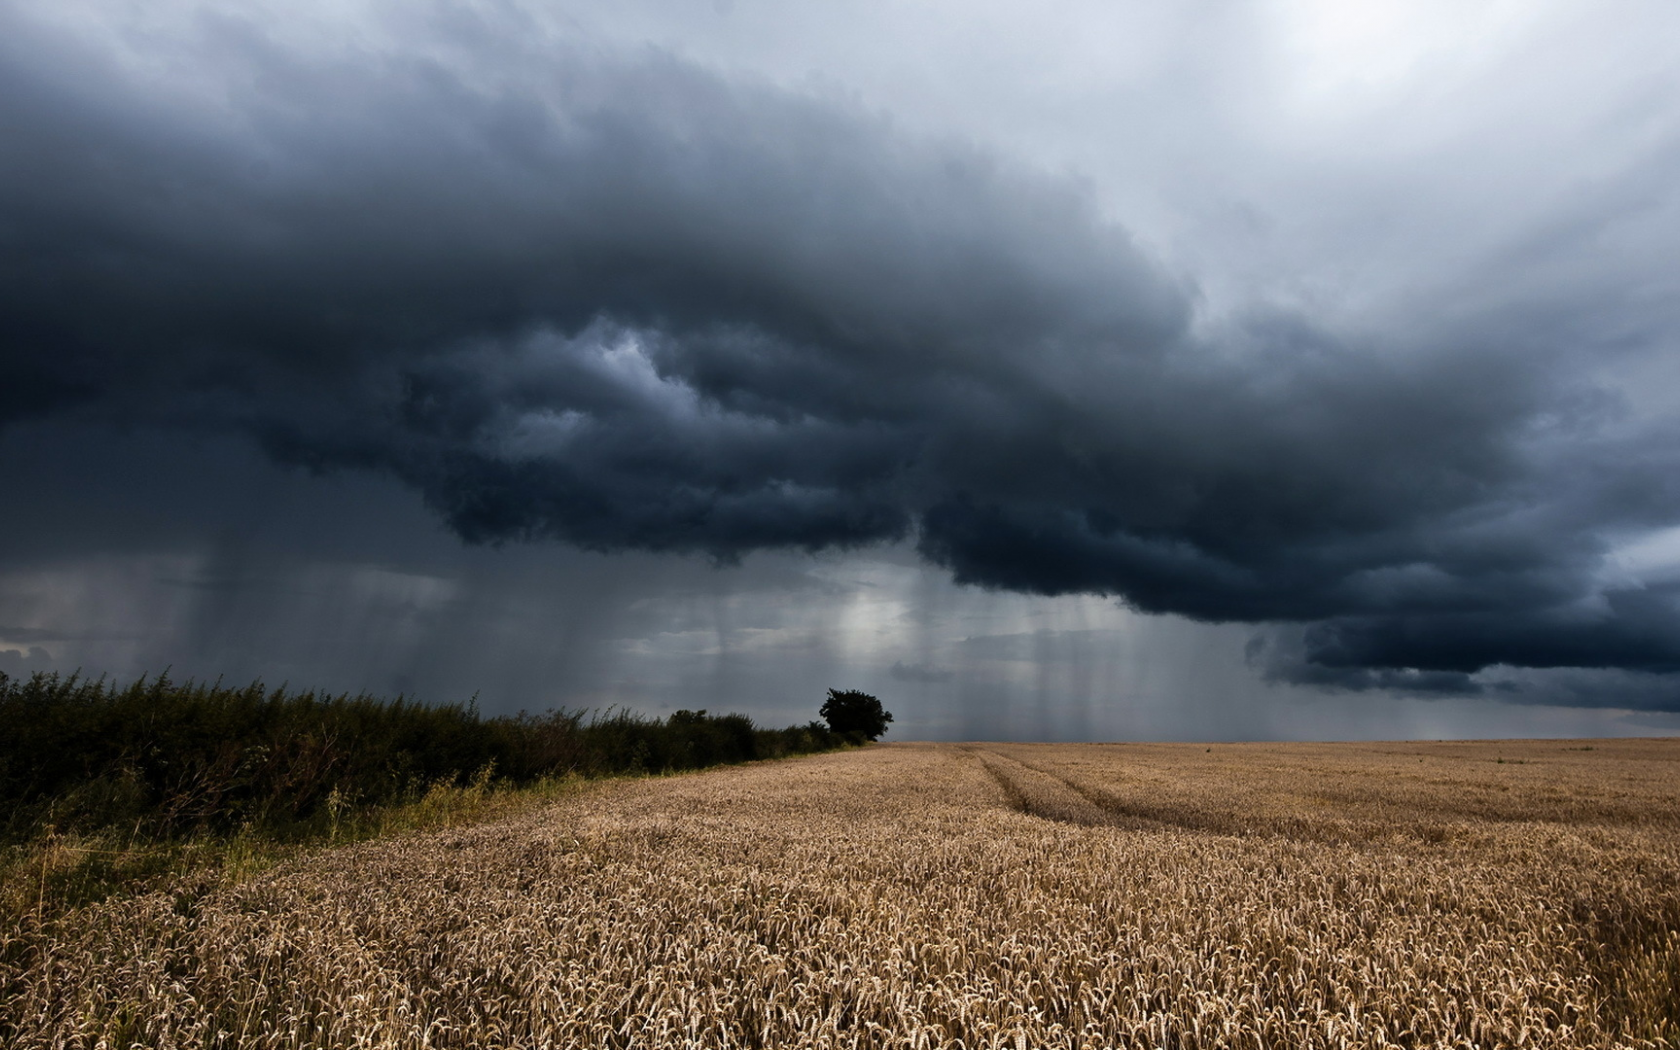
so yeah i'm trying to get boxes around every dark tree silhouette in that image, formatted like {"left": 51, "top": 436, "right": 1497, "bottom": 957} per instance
{"left": 820, "top": 689, "right": 893, "bottom": 741}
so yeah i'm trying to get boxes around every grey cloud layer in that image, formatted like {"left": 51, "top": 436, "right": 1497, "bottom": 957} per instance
{"left": 4, "top": 6, "right": 1680, "bottom": 697}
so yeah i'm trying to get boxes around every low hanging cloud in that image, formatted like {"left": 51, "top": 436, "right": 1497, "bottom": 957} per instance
{"left": 4, "top": 5, "right": 1680, "bottom": 701}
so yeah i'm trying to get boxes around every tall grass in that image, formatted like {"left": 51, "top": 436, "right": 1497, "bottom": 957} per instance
{"left": 0, "top": 670, "right": 850, "bottom": 917}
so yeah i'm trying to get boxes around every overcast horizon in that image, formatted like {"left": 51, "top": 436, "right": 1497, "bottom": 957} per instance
{"left": 5, "top": 0, "right": 1680, "bottom": 739}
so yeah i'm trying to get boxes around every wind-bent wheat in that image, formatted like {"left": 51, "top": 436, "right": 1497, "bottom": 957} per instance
{"left": 4, "top": 739, "right": 1678, "bottom": 1048}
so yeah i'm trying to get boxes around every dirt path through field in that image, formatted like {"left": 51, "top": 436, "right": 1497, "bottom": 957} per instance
{"left": 6, "top": 740, "right": 1680, "bottom": 1048}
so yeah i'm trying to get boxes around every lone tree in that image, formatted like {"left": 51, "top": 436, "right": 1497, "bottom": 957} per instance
{"left": 821, "top": 688, "right": 893, "bottom": 741}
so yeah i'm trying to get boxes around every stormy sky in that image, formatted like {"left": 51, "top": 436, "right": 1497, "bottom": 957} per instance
{"left": 4, "top": 0, "right": 1680, "bottom": 738}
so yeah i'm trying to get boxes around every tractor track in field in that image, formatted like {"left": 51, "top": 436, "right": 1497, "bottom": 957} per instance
{"left": 964, "top": 746, "right": 1168, "bottom": 831}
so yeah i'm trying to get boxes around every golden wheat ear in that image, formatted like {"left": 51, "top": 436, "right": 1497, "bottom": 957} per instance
{"left": 7, "top": 739, "right": 1676, "bottom": 1048}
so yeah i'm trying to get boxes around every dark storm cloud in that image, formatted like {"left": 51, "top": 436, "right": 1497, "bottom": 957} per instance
{"left": 889, "top": 661, "right": 954, "bottom": 684}
{"left": 4, "top": 5, "right": 1680, "bottom": 698}
{"left": 0, "top": 646, "right": 53, "bottom": 679}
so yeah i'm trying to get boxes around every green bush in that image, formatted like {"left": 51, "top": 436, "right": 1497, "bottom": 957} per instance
{"left": 0, "top": 671, "right": 847, "bottom": 845}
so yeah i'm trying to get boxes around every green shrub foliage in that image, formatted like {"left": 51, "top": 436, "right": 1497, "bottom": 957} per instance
{"left": 0, "top": 671, "right": 848, "bottom": 843}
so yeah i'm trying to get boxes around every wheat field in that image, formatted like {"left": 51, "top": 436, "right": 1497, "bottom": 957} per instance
{"left": 4, "top": 739, "right": 1679, "bottom": 1048}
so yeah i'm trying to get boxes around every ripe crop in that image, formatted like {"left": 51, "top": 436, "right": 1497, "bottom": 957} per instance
{"left": 4, "top": 739, "right": 1678, "bottom": 1048}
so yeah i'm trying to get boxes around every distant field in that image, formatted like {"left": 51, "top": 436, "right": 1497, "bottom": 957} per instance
{"left": 5, "top": 740, "right": 1679, "bottom": 1048}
